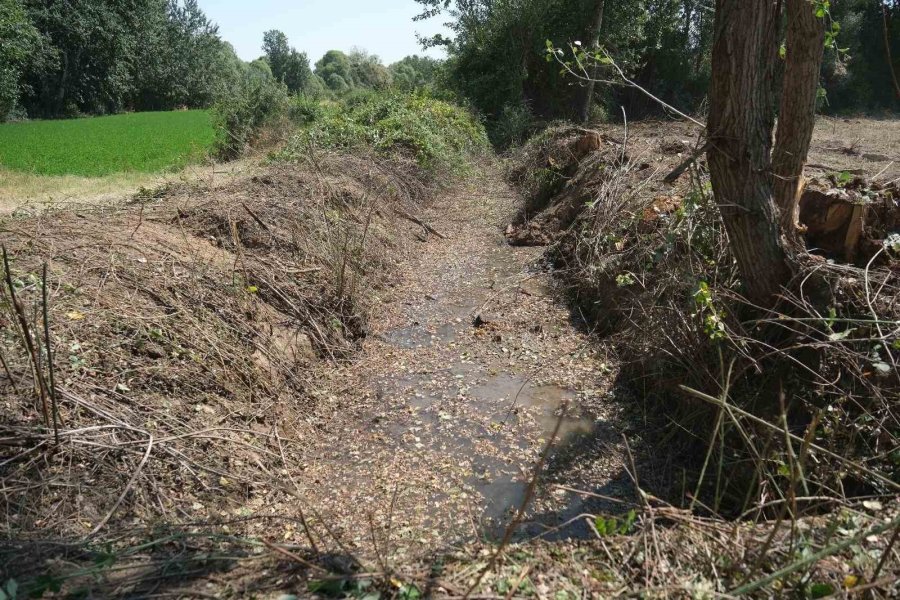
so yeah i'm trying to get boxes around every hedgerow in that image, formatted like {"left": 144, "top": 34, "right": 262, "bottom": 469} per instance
{"left": 279, "top": 92, "right": 488, "bottom": 174}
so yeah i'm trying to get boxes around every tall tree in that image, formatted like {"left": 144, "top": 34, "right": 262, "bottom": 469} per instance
{"left": 262, "top": 30, "right": 291, "bottom": 78}
{"left": 706, "top": 0, "right": 793, "bottom": 305}
{"left": 706, "top": 0, "right": 827, "bottom": 305}
{"left": 348, "top": 49, "right": 392, "bottom": 89}
{"left": 262, "top": 30, "right": 312, "bottom": 93}
{"left": 315, "top": 50, "right": 355, "bottom": 90}
{"left": 578, "top": 0, "right": 605, "bottom": 123}
{"left": 0, "top": 0, "right": 40, "bottom": 119}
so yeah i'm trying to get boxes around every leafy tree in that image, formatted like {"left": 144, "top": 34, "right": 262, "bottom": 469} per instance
{"left": 14, "top": 0, "right": 239, "bottom": 117}
{"left": 823, "top": 0, "right": 900, "bottom": 111}
{"left": 390, "top": 55, "right": 442, "bottom": 91}
{"left": 304, "top": 73, "right": 329, "bottom": 97}
{"left": 162, "top": 0, "right": 231, "bottom": 108}
{"left": 21, "top": 0, "right": 140, "bottom": 116}
{"left": 348, "top": 49, "right": 392, "bottom": 89}
{"left": 326, "top": 73, "right": 351, "bottom": 92}
{"left": 248, "top": 57, "right": 275, "bottom": 80}
{"left": 0, "top": 0, "right": 40, "bottom": 120}
{"left": 315, "top": 50, "right": 356, "bottom": 90}
{"left": 262, "top": 29, "right": 312, "bottom": 93}
{"left": 415, "top": 0, "right": 715, "bottom": 137}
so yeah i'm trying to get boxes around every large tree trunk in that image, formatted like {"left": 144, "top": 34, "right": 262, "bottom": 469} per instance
{"left": 773, "top": 0, "right": 826, "bottom": 237}
{"left": 706, "top": 0, "right": 793, "bottom": 306}
{"left": 578, "top": 0, "right": 605, "bottom": 123}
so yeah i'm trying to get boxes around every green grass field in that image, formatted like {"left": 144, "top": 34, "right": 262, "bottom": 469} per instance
{"left": 0, "top": 111, "right": 215, "bottom": 177}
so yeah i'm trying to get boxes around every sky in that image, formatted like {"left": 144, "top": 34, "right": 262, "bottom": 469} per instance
{"left": 199, "top": 0, "right": 450, "bottom": 66}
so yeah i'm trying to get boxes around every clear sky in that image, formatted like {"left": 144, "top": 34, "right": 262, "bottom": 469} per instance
{"left": 199, "top": 0, "right": 450, "bottom": 66}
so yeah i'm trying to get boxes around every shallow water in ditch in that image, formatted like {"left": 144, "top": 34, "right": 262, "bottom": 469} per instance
{"left": 374, "top": 318, "right": 598, "bottom": 535}
{"left": 302, "top": 172, "right": 625, "bottom": 553}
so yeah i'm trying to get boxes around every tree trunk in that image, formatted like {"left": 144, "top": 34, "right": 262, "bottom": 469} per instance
{"left": 706, "top": 0, "right": 793, "bottom": 306}
{"left": 883, "top": 2, "right": 900, "bottom": 101}
{"left": 578, "top": 0, "right": 605, "bottom": 123}
{"left": 773, "top": 0, "right": 826, "bottom": 237}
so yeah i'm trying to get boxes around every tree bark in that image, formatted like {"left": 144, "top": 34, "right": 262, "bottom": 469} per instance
{"left": 772, "top": 0, "right": 826, "bottom": 237}
{"left": 883, "top": 2, "right": 900, "bottom": 101}
{"left": 707, "top": 0, "right": 793, "bottom": 306}
{"left": 578, "top": 0, "right": 605, "bottom": 123}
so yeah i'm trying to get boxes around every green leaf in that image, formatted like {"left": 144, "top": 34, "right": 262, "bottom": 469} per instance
{"left": 810, "top": 582, "right": 835, "bottom": 598}
{"left": 29, "top": 574, "right": 62, "bottom": 597}
{"left": 307, "top": 579, "right": 347, "bottom": 597}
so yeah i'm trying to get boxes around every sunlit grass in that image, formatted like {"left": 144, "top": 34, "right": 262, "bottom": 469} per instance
{"left": 0, "top": 111, "right": 215, "bottom": 177}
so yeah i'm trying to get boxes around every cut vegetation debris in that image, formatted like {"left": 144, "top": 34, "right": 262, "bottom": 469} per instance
{"left": 0, "top": 111, "right": 214, "bottom": 176}
{"left": 2, "top": 116, "right": 898, "bottom": 599}
{"left": 0, "top": 147, "right": 447, "bottom": 588}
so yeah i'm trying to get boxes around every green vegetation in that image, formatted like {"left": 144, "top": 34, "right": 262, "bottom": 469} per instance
{"left": 211, "top": 72, "right": 289, "bottom": 160}
{"left": 417, "top": 0, "right": 899, "bottom": 144}
{"left": 0, "top": 110, "right": 214, "bottom": 176}
{"left": 279, "top": 92, "right": 488, "bottom": 173}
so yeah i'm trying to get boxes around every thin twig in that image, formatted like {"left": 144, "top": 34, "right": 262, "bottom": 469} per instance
{"left": 3, "top": 246, "right": 50, "bottom": 426}
{"left": 42, "top": 263, "right": 60, "bottom": 445}
{"left": 730, "top": 513, "right": 900, "bottom": 595}
{"left": 0, "top": 344, "right": 20, "bottom": 393}
{"left": 679, "top": 385, "right": 900, "bottom": 492}
{"left": 86, "top": 431, "right": 154, "bottom": 538}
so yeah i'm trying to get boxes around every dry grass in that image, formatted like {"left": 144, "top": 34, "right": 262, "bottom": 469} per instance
{"left": 0, "top": 159, "right": 262, "bottom": 214}
{"left": 0, "top": 147, "right": 444, "bottom": 596}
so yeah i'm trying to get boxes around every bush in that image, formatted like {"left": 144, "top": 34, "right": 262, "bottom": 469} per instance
{"left": 490, "top": 101, "right": 535, "bottom": 148}
{"left": 211, "top": 74, "right": 289, "bottom": 160}
{"left": 289, "top": 95, "right": 324, "bottom": 125}
{"left": 280, "top": 91, "right": 488, "bottom": 174}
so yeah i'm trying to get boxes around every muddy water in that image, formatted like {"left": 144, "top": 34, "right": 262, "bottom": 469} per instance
{"left": 372, "top": 263, "right": 598, "bottom": 535}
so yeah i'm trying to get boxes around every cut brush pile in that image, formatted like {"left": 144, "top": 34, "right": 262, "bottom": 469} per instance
{"left": 502, "top": 120, "right": 900, "bottom": 596}
{"left": 0, "top": 148, "right": 445, "bottom": 586}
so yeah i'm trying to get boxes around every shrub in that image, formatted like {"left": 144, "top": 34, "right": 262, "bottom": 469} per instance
{"left": 280, "top": 91, "right": 488, "bottom": 174}
{"left": 289, "top": 95, "right": 324, "bottom": 125}
{"left": 490, "top": 101, "right": 535, "bottom": 148}
{"left": 211, "top": 74, "right": 289, "bottom": 160}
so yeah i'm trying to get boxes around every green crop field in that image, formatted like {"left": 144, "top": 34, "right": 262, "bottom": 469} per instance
{"left": 0, "top": 111, "right": 215, "bottom": 177}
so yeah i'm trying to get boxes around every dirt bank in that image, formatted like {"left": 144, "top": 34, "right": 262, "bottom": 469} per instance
{"left": 1, "top": 147, "right": 633, "bottom": 596}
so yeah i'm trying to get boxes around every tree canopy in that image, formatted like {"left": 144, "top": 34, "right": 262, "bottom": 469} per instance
{"left": 416, "top": 0, "right": 898, "bottom": 143}
{"left": 262, "top": 29, "right": 313, "bottom": 93}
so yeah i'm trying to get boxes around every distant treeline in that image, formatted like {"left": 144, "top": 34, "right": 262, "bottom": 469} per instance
{"left": 0, "top": 0, "right": 442, "bottom": 121}
{"left": 415, "top": 0, "right": 900, "bottom": 146}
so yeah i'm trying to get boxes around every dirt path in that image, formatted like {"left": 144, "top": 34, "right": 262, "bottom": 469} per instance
{"left": 269, "top": 162, "right": 631, "bottom": 564}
